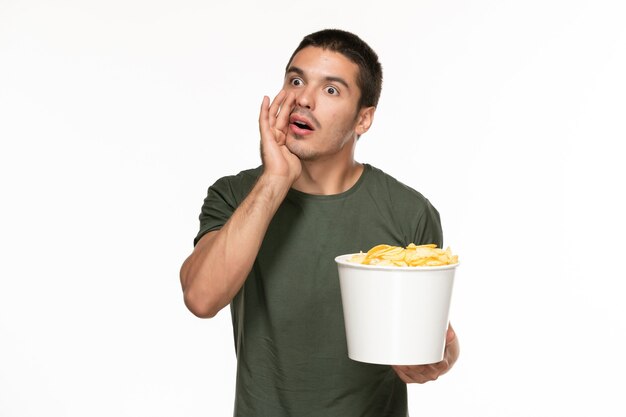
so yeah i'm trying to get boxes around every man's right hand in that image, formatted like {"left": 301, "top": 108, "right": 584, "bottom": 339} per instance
{"left": 180, "top": 91, "right": 301, "bottom": 319}
{"left": 259, "top": 90, "right": 302, "bottom": 186}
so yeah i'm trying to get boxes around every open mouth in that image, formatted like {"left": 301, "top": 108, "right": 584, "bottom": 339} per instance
{"left": 292, "top": 120, "right": 313, "bottom": 130}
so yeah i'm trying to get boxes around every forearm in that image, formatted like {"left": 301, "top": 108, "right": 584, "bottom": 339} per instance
{"left": 180, "top": 174, "right": 291, "bottom": 318}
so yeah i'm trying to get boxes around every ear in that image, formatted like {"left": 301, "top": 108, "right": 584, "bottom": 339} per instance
{"left": 355, "top": 106, "right": 376, "bottom": 136}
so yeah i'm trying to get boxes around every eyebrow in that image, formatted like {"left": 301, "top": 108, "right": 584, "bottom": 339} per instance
{"left": 286, "top": 66, "right": 351, "bottom": 90}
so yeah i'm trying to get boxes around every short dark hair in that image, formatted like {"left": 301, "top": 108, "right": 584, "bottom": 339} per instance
{"left": 286, "top": 29, "right": 383, "bottom": 109}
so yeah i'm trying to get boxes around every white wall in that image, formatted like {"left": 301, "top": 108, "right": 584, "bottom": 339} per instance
{"left": 1, "top": 0, "right": 624, "bottom": 415}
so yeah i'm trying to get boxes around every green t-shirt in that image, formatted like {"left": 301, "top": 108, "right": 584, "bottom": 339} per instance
{"left": 195, "top": 163, "right": 443, "bottom": 417}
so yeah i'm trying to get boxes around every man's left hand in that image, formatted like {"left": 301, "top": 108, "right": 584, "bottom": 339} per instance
{"left": 392, "top": 323, "right": 459, "bottom": 384}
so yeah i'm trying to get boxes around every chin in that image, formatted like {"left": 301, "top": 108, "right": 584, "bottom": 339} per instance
{"left": 286, "top": 140, "right": 318, "bottom": 161}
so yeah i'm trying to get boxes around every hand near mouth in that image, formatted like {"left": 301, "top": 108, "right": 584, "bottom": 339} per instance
{"left": 259, "top": 90, "right": 302, "bottom": 186}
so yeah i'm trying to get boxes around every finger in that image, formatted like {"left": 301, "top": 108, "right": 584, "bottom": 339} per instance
{"left": 431, "top": 358, "right": 449, "bottom": 374}
{"left": 274, "top": 91, "right": 296, "bottom": 132}
{"left": 391, "top": 366, "right": 412, "bottom": 384}
{"left": 268, "top": 90, "right": 287, "bottom": 130}
{"left": 395, "top": 365, "right": 425, "bottom": 382}
{"left": 399, "top": 363, "right": 445, "bottom": 383}
{"left": 259, "top": 95, "right": 271, "bottom": 138}
{"left": 396, "top": 364, "right": 427, "bottom": 374}
{"left": 407, "top": 365, "right": 438, "bottom": 383}
{"left": 421, "top": 353, "right": 449, "bottom": 372}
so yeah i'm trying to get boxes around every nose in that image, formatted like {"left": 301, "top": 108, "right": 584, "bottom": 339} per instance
{"left": 295, "top": 86, "right": 314, "bottom": 110}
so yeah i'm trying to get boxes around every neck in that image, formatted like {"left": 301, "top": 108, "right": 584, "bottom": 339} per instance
{"left": 292, "top": 157, "right": 364, "bottom": 196}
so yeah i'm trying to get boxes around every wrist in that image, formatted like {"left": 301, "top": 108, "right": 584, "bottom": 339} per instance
{"left": 260, "top": 171, "right": 295, "bottom": 189}
{"left": 256, "top": 173, "right": 292, "bottom": 203}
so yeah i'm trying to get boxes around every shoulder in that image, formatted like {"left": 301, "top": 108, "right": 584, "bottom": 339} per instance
{"left": 359, "top": 164, "right": 443, "bottom": 246}
{"left": 212, "top": 166, "right": 262, "bottom": 188}
{"left": 364, "top": 164, "right": 434, "bottom": 209}
{"left": 195, "top": 166, "right": 262, "bottom": 245}
{"left": 208, "top": 166, "right": 263, "bottom": 203}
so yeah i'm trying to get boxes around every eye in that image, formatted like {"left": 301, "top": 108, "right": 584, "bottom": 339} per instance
{"left": 325, "top": 86, "right": 339, "bottom": 95}
{"left": 290, "top": 78, "right": 304, "bottom": 87}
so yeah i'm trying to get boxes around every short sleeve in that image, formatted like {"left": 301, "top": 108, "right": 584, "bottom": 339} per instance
{"left": 413, "top": 199, "right": 444, "bottom": 248}
{"left": 193, "top": 169, "right": 260, "bottom": 246}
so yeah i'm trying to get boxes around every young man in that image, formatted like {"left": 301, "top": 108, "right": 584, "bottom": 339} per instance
{"left": 180, "top": 29, "right": 459, "bottom": 416}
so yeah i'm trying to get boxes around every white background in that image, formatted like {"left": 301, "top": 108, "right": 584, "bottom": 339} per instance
{"left": 1, "top": 0, "right": 625, "bottom": 415}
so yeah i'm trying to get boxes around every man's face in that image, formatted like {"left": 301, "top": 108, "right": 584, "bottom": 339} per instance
{"left": 283, "top": 46, "right": 372, "bottom": 161}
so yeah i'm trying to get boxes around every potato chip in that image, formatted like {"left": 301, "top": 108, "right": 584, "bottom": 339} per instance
{"left": 348, "top": 243, "right": 458, "bottom": 267}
